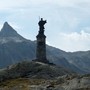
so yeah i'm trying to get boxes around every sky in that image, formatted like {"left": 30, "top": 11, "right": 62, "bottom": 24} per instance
{"left": 0, "top": 0, "right": 90, "bottom": 52}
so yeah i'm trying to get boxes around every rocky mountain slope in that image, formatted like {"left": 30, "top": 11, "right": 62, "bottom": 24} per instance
{"left": 0, "top": 22, "right": 36, "bottom": 67}
{"left": 0, "top": 22, "right": 90, "bottom": 74}
{"left": 0, "top": 22, "right": 26, "bottom": 43}
{"left": 0, "top": 66, "right": 90, "bottom": 90}
{"left": 1, "top": 61, "right": 89, "bottom": 90}
{"left": 0, "top": 61, "right": 72, "bottom": 82}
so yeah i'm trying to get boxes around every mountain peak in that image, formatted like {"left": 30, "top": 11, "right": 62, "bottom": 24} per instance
{"left": 3, "top": 22, "right": 11, "bottom": 29}
{"left": 1, "top": 22, "right": 17, "bottom": 34}
{"left": 4, "top": 22, "right": 9, "bottom": 26}
{"left": 0, "top": 22, "right": 26, "bottom": 43}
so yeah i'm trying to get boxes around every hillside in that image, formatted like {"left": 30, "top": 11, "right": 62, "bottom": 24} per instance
{"left": 0, "top": 68, "right": 90, "bottom": 90}
{"left": 2, "top": 61, "right": 89, "bottom": 90}
{"left": 0, "top": 61, "right": 73, "bottom": 82}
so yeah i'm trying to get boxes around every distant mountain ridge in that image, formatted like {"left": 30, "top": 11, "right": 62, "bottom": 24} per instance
{"left": 0, "top": 22, "right": 90, "bottom": 74}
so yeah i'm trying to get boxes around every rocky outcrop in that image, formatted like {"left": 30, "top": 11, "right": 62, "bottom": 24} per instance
{"left": 0, "top": 61, "right": 72, "bottom": 82}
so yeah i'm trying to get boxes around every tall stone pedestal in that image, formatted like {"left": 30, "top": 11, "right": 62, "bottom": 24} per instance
{"left": 36, "top": 18, "right": 49, "bottom": 63}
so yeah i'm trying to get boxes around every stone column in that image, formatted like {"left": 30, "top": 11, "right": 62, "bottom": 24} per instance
{"left": 36, "top": 18, "right": 49, "bottom": 63}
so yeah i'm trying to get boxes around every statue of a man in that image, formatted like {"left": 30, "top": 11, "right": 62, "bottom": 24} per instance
{"left": 38, "top": 18, "right": 47, "bottom": 30}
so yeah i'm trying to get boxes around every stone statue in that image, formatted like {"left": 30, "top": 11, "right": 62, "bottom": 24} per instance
{"left": 36, "top": 18, "right": 49, "bottom": 64}
{"left": 38, "top": 18, "right": 47, "bottom": 30}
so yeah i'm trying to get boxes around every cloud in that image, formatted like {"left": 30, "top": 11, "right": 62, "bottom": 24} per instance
{"left": 0, "top": 0, "right": 90, "bottom": 9}
{"left": 60, "top": 31, "right": 90, "bottom": 41}
{"left": 54, "top": 31, "right": 90, "bottom": 52}
{"left": 46, "top": 41, "right": 51, "bottom": 46}
{"left": 0, "top": 24, "right": 3, "bottom": 30}
{"left": 0, "top": 0, "right": 29, "bottom": 9}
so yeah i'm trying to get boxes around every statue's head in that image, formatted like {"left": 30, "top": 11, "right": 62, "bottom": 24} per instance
{"left": 41, "top": 18, "right": 43, "bottom": 21}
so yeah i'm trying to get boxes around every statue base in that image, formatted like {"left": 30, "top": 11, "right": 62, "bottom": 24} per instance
{"left": 33, "top": 59, "right": 55, "bottom": 65}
